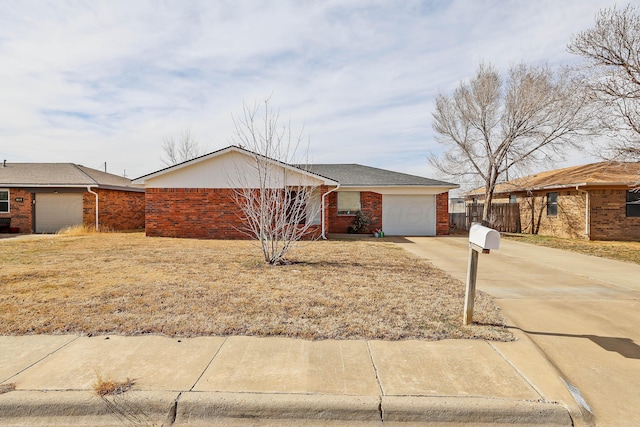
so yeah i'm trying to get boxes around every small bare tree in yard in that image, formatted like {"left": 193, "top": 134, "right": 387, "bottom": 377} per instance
{"left": 569, "top": 4, "right": 640, "bottom": 160}
{"left": 228, "top": 99, "right": 321, "bottom": 265}
{"left": 161, "top": 129, "right": 204, "bottom": 166}
{"left": 430, "top": 63, "right": 591, "bottom": 225}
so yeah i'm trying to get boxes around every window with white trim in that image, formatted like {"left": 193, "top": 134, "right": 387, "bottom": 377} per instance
{"left": 337, "top": 192, "right": 361, "bottom": 215}
{"left": 547, "top": 192, "right": 558, "bottom": 216}
{"left": 0, "top": 189, "right": 8, "bottom": 213}
{"left": 627, "top": 190, "right": 640, "bottom": 217}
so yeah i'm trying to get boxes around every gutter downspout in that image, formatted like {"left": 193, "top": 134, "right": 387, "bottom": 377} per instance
{"left": 321, "top": 184, "right": 340, "bottom": 239}
{"left": 576, "top": 185, "right": 590, "bottom": 239}
{"left": 87, "top": 186, "right": 99, "bottom": 232}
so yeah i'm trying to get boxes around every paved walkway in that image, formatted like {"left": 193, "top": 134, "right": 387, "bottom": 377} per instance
{"left": 396, "top": 236, "right": 640, "bottom": 427}
{"left": 1, "top": 333, "right": 575, "bottom": 426}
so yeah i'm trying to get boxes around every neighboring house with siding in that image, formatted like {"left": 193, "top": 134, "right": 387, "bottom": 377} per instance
{"left": 132, "top": 145, "right": 457, "bottom": 239}
{"left": 466, "top": 162, "right": 640, "bottom": 241}
{"left": 0, "top": 162, "right": 145, "bottom": 233}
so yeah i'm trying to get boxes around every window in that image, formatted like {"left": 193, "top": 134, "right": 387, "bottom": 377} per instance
{"left": 627, "top": 190, "right": 640, "bottom": 218}
{"left": 547, "top": 192, "right": 558, "bottom": 216}
{"left": 0, "top": 190, "right": 8, "bottom": 213}
{"left": 509, "top": 195, "right": 517, "bottom": 204}
{"left": 286, "top": 190, "right": 306, "bottom": 224}
{"left": 337, "top": 191, "right": 361, "bottom": 215}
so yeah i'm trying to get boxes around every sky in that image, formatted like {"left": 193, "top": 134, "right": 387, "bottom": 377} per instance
{"left": 0, "top": 0, "right": 617, "bottom": 187}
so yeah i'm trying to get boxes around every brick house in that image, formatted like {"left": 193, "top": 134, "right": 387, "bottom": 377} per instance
{"left": 0, "top": 162, "right": 145, "bottom": 233}
{"left": 466, "top": 162, "right": 640, "bottom": 241}
{"left": 132, "top": 146, "right": 457, "bottom": 239}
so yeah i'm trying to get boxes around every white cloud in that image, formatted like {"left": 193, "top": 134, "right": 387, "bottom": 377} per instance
{"left": 0, "top": 0, "right": 606, "bottom": 178}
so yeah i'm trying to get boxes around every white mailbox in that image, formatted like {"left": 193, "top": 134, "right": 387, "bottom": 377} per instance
{"left": 468, "top": 223, "right": 500, "bottom": 251}
{"left": 464, "top": 223, "right": 500, "bottom": 325}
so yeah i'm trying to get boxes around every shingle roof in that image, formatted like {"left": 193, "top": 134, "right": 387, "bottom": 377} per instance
{"left": 467, "top": 161, "right": 640, "bottom": 196}
{"left": 303, "top": 164, "right": 457, "bottom": 187}
{"left": 0, "top": 163, "right": 140, "bottom": 190}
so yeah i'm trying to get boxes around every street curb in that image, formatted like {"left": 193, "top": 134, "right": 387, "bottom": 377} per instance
{"left": 0, "top": 390, "right": 573, "bottom": 426}
{"left": 174, "top": 392, "right": 572, "bottom": 426}
{"left": 175, "top": 392, "right": 381, "bottom": 424}
{"left": 0, "top": 390, "right": 178, "bottom": 426}
{"left": 382, "top": 396, "right": 572, "bottom": 425}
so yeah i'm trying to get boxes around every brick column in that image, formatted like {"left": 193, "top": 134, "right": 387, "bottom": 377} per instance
{"left": 436, "top": 192, "right": 450, "bottom": 235}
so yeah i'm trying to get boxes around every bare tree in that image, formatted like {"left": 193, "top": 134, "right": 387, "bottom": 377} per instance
{"left": 161, "top": 129, "right": 204, "bottom": 166}
{"left": 227, "top": 99, "right": 321, "bottom": 265}
{"left": 430, "top": 63, "right": 591, "bottom": 225}
{"left": 569, "top": 4, "right": 640, "bottom": 160}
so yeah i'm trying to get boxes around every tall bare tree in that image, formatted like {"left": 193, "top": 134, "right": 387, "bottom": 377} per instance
{"left": 569, "top": 4, "right": 640, "bottom": 160}
{"left": 430, "top": 63, "right": 591, "bottom": 225}
{"left": 227, "top": 99, "right": 321, "bottom": 265}
{"left": 161, "top": 129, "right": 204, "bottom": 166}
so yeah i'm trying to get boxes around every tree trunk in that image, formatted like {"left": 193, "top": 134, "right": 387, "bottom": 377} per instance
{"left": 482, "top": 180, "right": 495, "bottom": 227}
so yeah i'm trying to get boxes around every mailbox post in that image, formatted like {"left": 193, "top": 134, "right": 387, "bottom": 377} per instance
{"left": 464, "top": 223, "right": 500, "bottom": 325}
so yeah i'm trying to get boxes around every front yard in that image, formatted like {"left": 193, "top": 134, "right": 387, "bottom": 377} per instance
{"left": 503, "top": 234, "right": 640, "bottom": 265}
{"left": 0, "top": 233, "right": 511, "bottom": 341}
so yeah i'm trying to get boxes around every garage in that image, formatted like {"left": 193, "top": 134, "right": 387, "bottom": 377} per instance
{"left": 382, "top": 194, "right": 436, "bottom": 236}
{"left": 35, "top": 193, "right": 83, "bottom": 233}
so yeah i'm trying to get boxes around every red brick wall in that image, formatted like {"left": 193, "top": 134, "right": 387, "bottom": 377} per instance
{"left": 146, "top": 188, "right": 452, "bottom": 239}
{"left": 326, "top": 191, "right": 382, "bottom": 234}
{"left": 362, "top": 192, "right": 383, "bottom": 232}
{"left": 83, "top": 189, "right": 145, "bottom": 231}
{"left": 145, "top": 188, "right": 322, "bottom": 240}
{"left": 145, "top": 188, "right": 241, "bottom": 238}
{"left": 436, "top": 192, "right": 449, "bottom": 236}
{"left": 590, "top": 188, "right": 640, "bottom": 241}
{"left": 0, "top": 189, "right": 33, "bottom": 233}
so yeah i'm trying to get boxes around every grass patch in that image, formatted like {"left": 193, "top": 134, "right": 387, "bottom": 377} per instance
{"left": 503, "top": 234, "right": 640, "bottom": 265}
{"left": 93, "top": 374, "right": 135, "bottom": 397}
{"left": 0, "top": 233, "right": 511, "bottom": 341}
{"left": 56, "top": 224, "right": 115, "bottom": 236}
{"left": 0, "top": 383, "right": 16, "bottom": 394}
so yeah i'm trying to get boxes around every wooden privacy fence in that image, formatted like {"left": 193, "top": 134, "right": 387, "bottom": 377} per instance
{"left": 449, "top": 203, "right": 521, "bottom": 233}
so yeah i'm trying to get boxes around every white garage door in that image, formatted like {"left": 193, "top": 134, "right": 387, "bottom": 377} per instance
{"left": 382, "top": 194, "right": 436, "bottom": 236}
{"left": 35, "top": 193, "right": 83, "bottom": 233}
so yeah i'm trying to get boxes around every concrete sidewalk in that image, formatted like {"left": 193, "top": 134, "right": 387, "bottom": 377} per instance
{"left": 0, "top": 333, "right": 577, "bottom": 426}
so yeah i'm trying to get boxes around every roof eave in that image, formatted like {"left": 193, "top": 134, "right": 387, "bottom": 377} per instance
{"left": 502, "top": 181, "right": 634, "bottom": 193}
{"left": 97, "top": 185, "right": 145, "bottom": 193}
{"left": 339, "top": 184, "right": 459, "bottom": 189}
{"left": 0, "top": 184, "right": 91, "bottom": 188}
{"left": 0, "top": 183, "right": 143, "bottom": 192}
{"left": 468, "top": 180, "right": 637, "bottom": 197}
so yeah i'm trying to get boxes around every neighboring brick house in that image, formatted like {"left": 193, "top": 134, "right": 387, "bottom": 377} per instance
{"left": 0, "top": 162, "right": 145, "bottom": 233}
{"left": 132, "top": 146, "right": 457, "bottom": 239}
{"left": 466, "top": 162, "right": 640, "bottom": 241}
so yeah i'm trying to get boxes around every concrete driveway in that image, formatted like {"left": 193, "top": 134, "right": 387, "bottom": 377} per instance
{"left": 395, "top": 236, "right": 640, "bottom": 426}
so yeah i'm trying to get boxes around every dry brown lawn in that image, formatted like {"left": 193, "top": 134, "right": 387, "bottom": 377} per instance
{"left": 0, "top": 232, "right": 511, "bottom": 341}
{"left": 503, "top": 234, "right": 640, "bottom": 265}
